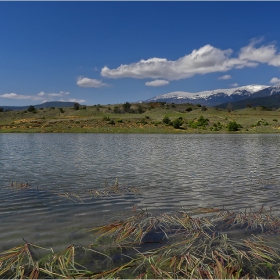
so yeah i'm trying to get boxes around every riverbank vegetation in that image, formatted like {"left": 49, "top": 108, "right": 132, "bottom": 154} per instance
{"left": 1, "top": 102, "right": 280, "bottom": 133}
{"left": 1, "top": 181, "right": 280, "bottom": 279}
{"left": 1, "top": 206, "right": 280, "bottom": 278}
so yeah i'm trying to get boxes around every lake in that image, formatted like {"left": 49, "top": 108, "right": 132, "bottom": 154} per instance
{"left": 1, "top": 133, "right": 280, "bottom": 251}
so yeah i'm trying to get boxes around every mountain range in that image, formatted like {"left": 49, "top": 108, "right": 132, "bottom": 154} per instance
{"left": 145, "top": 84, "right": 280, "bottom": 108}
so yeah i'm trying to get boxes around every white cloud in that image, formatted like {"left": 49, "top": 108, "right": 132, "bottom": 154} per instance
{"left": 0, "top": 91, "right": 72, "bottom": 102}
{"left": 101, "top": 44, "right": 257, "bottom": 81}
{"left": 230, "top": 83, "right": 238, "bottom": 87}
{"left": 145, "top": 79, "right": 169, "bottom": 87}
{"left": 218, "top": 74, "right": 232, "bottom": 80}
{"left": 100, "top": 39, "right": 280, "bottom": 81}
{"left": 270, "top": 77, "right": 280, "bottom": 84}
{"left": 47, "top": 91, "right": 70, "bottom": 97}
{"left": 60, "top": 98, "right": 86, "bottom": 103}
{"left": 0, "top": 93, "right": 44, "bottom": 100}
{"left": 239, "top": 38, "right": 280, "bottom": 66}
{"left": 77, "top": 76, "right": 108, "bottom": 88}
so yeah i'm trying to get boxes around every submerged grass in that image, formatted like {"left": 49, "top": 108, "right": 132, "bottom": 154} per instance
{"left": 1, "top": 205, "right": 280, "bottom": 279}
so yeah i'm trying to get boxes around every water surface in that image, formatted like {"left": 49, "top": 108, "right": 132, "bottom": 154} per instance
{"left": 0, "top": 133, "right": 280, "bottom": 250}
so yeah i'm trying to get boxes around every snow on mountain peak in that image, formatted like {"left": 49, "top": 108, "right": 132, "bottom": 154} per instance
{"left": 147, "top": 84, "right": 272, "bottom": 105}
{"left": 148, "top": 85, "right": 269, "bottom": 101}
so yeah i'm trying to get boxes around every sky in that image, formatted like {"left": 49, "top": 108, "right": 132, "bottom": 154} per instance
{"left": 1, "top": 2, "right": 280, "bottom": 106}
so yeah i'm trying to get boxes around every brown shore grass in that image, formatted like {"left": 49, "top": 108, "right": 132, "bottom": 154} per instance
{"left": 1, "top": 204, "right": 280, "bottom": 279}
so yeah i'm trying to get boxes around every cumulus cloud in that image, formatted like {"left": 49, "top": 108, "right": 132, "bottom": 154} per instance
{"left": 145, "top": 79, "right": 169, "bottom": 87}
{"left": 239, "top": 38, "right": 280, "bottom": 66}
{"left": 218, "top": 75, "right": 232, "bottom": 80}
{"left": 77, "top": 76, "right": 108, "bottom": 88}
{"left": 230, "top": 83, "right": 239, "bottom": 87}
{"left": 101, "top": 44, "right": 258, "bottom": 81}
{"left": 270, "top": 77, "right": 280, "bottom": 84}
{"left": 100, "top": 39, "right": 280, "bottom": 81}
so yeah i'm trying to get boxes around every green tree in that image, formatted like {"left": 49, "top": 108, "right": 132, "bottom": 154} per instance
{"left": 73, "top": 103, "right": 80, "bottom": 110}
{"left": 27, "top": 105, "right": 36, "bottom": 112}
{"left": 137, "top": 105, "right": 145, "bottom": 114}
{"left": 122, "top": 102, "right": 131, "bottom": 113}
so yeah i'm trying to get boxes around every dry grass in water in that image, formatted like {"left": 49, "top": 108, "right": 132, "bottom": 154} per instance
{"left": 8, "top": 178, "right": 140, "bottom": 204}
{"left": 3, "top": 182, "right": 280, "bottom": 279}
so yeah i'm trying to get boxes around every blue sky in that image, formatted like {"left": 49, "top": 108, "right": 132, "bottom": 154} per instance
{"left": 1, "top": 2, "right": 280, "bottom": 106}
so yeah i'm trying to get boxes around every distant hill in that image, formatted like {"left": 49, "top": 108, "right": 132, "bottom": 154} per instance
{"left": 216, "top": 85, "right": 280, "bottom": 110}
{"left": 0, "top": 101, "right": 76, "bottom": 111}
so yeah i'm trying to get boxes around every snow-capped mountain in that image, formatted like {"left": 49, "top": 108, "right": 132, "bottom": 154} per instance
{"left": 216, "top": 84, "right": 280, "bottom": 109}
{"left": 145, "top": 85, "right": 270, "bottom": 107}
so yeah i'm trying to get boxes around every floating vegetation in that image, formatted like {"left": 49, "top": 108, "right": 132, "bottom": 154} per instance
{"left": 7, "top": 178, "right": 141, "bottom": 203}
{"left": 1, "top": 206, "right": 280, "bottom": 279}
{"left": 9, "top": 181, "right": 33, "bottom": 190}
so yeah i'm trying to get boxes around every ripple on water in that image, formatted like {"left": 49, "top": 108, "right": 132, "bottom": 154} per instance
{"left": 1, "top": 133, "right": 280, "bottom": 249}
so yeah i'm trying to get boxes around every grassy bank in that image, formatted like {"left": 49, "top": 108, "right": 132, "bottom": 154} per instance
{"left": 1, "top": 102, "right": 280, "bottom": 133}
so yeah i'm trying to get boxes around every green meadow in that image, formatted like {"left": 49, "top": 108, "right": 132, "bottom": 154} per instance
{"left": 1, "top": 102, "right": 280, "bottom": 133}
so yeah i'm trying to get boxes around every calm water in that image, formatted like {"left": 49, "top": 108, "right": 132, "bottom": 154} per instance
{"left": 1, "top": 133, "right": 280, "bottom": 250}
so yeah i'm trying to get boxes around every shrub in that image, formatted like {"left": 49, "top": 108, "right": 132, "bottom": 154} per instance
{"left": 185, "top": 107, "right": 193, "bottom": 112}
{"left": 162, "top": 116, "right": 171, "bottom": 125}
{"left": 210, "top": 121, "right": 223, "bottom": 131}
{"left": 201, "top": 105, "right": 207, "bottom": 111}
{"left": 227, "top": 121, "right": 242, "bottom": 131}
{"left": 138, "top": 118, "right": 148, "bottom": 124}
{"left": 137, "top": 105, "right": 145, "bottom": 114}
{"left": 258, "top": 105, "right": 270, "bottom": 111}
{"left": 173, "top": 117, "right": 184, "bottom": 129}
{"left": 189, "top": 116, "right": 209, "bottom": 128}
{"left": 103, "top": 116, "right": 110, "bottom": 121}
{"left": 113, "top": 106, "right": 121, "bottom": 114}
